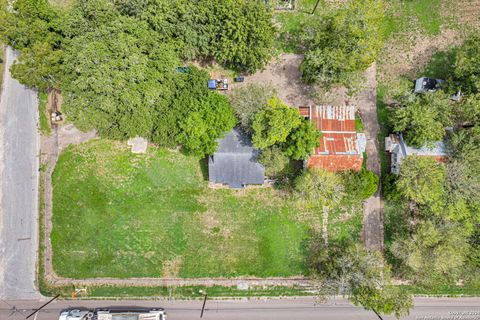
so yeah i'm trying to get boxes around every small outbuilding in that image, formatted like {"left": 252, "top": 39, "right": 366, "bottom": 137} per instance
{"left": 208, "top": 128, "right": 265, "bottom": 188}
{"left": 385, "top": 133, "right": 447, "bottom": 174}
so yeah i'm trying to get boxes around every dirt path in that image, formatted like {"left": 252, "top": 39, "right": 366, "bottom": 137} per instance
{"left": 41, "top": 123, "right": 97, "bottom": 285}
{"left": 355, "top": 63, "right": 384, "bottom": 252}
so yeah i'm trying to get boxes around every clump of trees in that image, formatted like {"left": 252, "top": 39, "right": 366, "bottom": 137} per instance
{"left": 295, "top": 167, "right": 378, "bottom": 209}
{"left": 309, "top": 240, "right": 413, "bottom": 319}
{"left": 229, "top": 84, "right": 277, "bottom": 135}
{"left": 1, "top": 0, "right": 276, "bottom": 156}
{"left": 382, "top": 33, "right": 480, "bottom": 290}
{"left": 392, "top": 92, "right": 453, "bottom": 148}
{"left": 300, "top": 0, "right": 384, "bottom": 86}
{"left": 113, "top": 0, "right": 276, "bottom": 72}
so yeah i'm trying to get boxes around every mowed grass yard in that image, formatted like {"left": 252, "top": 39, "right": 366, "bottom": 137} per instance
{"left": 51, "top": 139, "right": 322, "bottom": 279}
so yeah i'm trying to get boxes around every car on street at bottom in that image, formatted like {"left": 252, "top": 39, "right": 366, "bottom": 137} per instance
{"left": 59, "top": 307, "right": 166, "bottom": 320}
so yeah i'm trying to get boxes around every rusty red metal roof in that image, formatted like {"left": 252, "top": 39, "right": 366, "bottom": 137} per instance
{"left": 307, "top": 155, "right": 363, "bottom": 172}
{"left": 300, "top": 105, "right": 364, "bottom": 172}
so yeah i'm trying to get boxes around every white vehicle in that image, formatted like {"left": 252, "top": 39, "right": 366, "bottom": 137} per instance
{"left": 59, "top": 307, "right": 166, "bottom": 320}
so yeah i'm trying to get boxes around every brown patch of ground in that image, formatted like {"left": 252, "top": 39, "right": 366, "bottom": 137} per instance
{"left": 378, "top": 28, "right": 465, "bottom": 85}
{"left": 234, "top": 54, "right": 316, "bottom": 107}
{"left": 161, "top": 256, "right": 182, "bottom": 278}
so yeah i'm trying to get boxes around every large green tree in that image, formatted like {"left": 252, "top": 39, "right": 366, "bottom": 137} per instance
{"left": 178, "top": 92, "right": 236, "bottom": 156}
{"left": 282, "top": 119, "right": 321, "bottom": 160}
{"left": 295, "top": 168, "right": 344, "bottom": 208}
{"left": 390, "top": 221, "right": 469, "bottom": 287}
{"left": 397, "top": 156, "right": 446, "bottom": 213}
{"left": 252, "top": 97, "right": 302, "bottom": 149}
{"left": 300, "top": 0, "right": 384, "bottom": 86}
{"left": 452, "top": 34, "right": 480, "bottom": 94}
{"left": 0, "top": 0, "right": 64, "bottom": 90}
{"left": 229, "top": 83, "right": 277, "bottom": 134}
{"left": 393, "top": 92, "right": 452, "bottom": 148}
{"left": 61, "top": 15, "right": 179, "bottom": 139}
{"left": 310, "top": 241, "right": 413, "bottom": 319}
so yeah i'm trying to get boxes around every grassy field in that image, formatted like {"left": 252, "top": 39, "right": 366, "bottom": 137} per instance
{"left": 51, "top": 139, "right": 336, "bottom": 278}
{"left": 384, "top": 0, "right": 443, "bottom": 38}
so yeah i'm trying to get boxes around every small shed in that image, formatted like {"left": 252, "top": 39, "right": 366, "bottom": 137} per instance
{"left": 208, "top": 128, "right": 265, "bottom": 188}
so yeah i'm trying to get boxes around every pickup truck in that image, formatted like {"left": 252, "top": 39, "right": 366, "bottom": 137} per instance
{"left": 59, "top": 307, "right": 166, "bottom": 320}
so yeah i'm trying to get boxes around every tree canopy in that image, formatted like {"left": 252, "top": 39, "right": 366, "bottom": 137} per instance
{"left": 309, "top": 241, "right": 413, "bottom": 319}
{"left": 300, "top": 0, "right": 384, "bottom": 86}
{"left": 452, "top": 34, "right": 480, "bottom": 94}
{"left": 392, "top": 92, "right": 452, "bottom": 148}
{"left": 397, "top": 156, "right": 446, "bottom": 212}
{"left": 229, "top": 84, "right": 277, "bottom": 135}
{"left": 252, "top": 97, "right": 302, "bottom": 149}
{"left": 282, "top": 119, "right": 321, "bottom": 160}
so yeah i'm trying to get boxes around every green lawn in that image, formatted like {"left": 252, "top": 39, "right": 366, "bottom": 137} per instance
{"left": 384, "top": 0, "right": 443, "bottom": 39}
{"left": 51, "top": 139, "right": 323, "bottom": 278}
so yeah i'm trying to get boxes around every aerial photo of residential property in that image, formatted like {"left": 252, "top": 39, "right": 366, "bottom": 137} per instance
{"left": 0, "top": 0, "right": 479, "bottom": 319}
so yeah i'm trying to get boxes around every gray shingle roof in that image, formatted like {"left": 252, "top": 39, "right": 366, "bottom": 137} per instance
{"left": 208, "top": 128, "right": 265, "bottom": 188}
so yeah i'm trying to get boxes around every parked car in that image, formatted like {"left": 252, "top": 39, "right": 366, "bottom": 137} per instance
{"left": 59, "top": 307, "right": 167, "bottom": 320}
{"left": 413, "top": 77, "right": 445, "bottom": 94}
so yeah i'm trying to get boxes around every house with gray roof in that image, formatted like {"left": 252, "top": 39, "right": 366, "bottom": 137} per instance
{"left": 385, "top": 133, "right": 447, "bottom": 174}
{"left": 208, "top": 127, "right": 265, "bottom": 188}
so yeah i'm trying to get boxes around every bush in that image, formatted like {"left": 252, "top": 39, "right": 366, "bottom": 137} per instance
{"left": 342, "top": 169, "right": 379, "bottom": 201}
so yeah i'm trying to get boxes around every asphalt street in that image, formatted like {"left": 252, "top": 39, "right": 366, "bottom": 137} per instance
{"left": 0, "top": 47, "right": 40, "bottom": 299}
{"left": 1, "top": 297, "right": 480, "bottom": 320}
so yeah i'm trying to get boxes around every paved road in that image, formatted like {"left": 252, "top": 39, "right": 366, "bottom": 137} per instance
{"left": 1, "top": 297, "right": 480, "bottom": 320}
{"left": 0, "top": 47, "right": 40, "bottom": 299}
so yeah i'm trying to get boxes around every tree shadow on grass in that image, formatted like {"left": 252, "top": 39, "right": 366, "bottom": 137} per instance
{"left": 422, "top": 48, "right": 457, "bottom": 80}
{"left": 199, "top": 157, "right": 209, "bottom": 181}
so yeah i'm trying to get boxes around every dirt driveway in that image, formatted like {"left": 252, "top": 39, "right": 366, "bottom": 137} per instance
{"left": 234, "top": 54, "right": 316, "bottom": 106}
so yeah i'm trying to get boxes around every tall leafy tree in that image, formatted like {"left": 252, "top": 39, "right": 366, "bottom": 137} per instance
{"left": 310, "top": 241, "right": 413, "bottom": 319}
{"left": 300, "top": 0, "right": 384, "bottom": 86}
{"left": 62, "top": 15, "right": 179, "bottom": 139}
{"left": 390, "top": 221, "right": 469, "bottom": 287}
{"left": 392, "top": 92, "right": 452, "bottom": 148}
{"left": 294, "top": 168, "right": 344, "bottom": 209}
{"left": 397, "top": 156, "right": 446, "bottom": 213}
{"left": 178, "top": 92, "right": 236, "bottom": 157}
{"left": 282, "top": 119, "right": 321, "bottom": 160}
{"left": 229, "top": 83, "right": 277, "bottom": 134}
{"left": 452, "top": 34, "right": 480, "bottom": 94}
{"left": 252, "top": 97, "right": 302, "bottom": 149}
{"left": 0, "top": 0, "right": 64, "bottom": 90}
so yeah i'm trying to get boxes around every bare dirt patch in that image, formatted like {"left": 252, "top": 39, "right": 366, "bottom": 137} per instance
{"left": 234, "top": 54, "right": 316, "bottom": 106}
{"left": 378, "top": 28, "right": 465, "bottom": 85}
{"left": 162, "top": 256, "right": 183, "bottom": 278}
